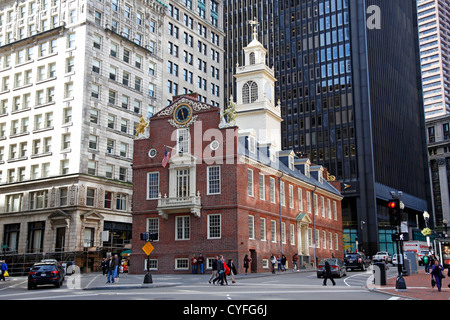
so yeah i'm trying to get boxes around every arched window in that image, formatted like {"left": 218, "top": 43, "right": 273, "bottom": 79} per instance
{"left": 243, "top": 81, "right": 258, "bottom": 104}
{"left": 249, "top": 52, "right": 256, "bottom": 65}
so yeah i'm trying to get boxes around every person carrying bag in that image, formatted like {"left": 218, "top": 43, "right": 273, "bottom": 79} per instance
{"left": 0, "top": 260, "right": 8, "bottom": 280}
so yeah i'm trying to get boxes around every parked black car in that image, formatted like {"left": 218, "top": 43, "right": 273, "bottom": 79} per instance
{"left": 28, "top": 261, "right": 65, "bottom": 290}
{"left": 344, "top": 252, "right": 371, "bottom": 271}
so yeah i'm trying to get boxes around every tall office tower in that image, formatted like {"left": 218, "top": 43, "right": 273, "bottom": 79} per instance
{"left": 0, "top": 0, "right": 165, "bottom": 270}
{"left": 224, "top": 0, "right": 431, "bottom": 255}
{"left": 426, "top": 114, "right": 450, "bottom": 227}
{"left": 417, "top": 0, "right": 450, "bottom": 118}
{"left": 163, "top": 0, "right": 224, "bottom": 108}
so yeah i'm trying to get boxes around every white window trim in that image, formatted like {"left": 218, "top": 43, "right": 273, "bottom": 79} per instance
{"left": 259, "top": 173, "right": 265, "bottom": 200}
{"left": 270, "top": 177, "right": 275, "bottom": 203}
{"left": 207, "top": 166, "right": 221, "bottom": 195}
{"left": 144, "top": 258, "right": 158, "bottom": 271}
{"left": 247, "top": 168, "right": 254, "bottom": 197}
{"left": 260, "top": 218, "right": 266, "bottom": 241}
{"left": 290, "top": 224, "right": 295, "bottom": 245}
{"left": 248, "top": 215, "right": 255, "bottom": 240}
{"left": 271, "top": 220, "right": 277, "bottom": 243}
{"left": 146, "top": 172, "right": 159, "bottom": 200}
{"left": 175, "top": 258, "right": 189, "bottom": 270}
{"left": 207, "top": 213, "right": 221, "bottom": 239}
{"left": 146, "top": 217, "right": 159, "bottom": 242}
{"left": 175, "top": 215, "right": 190, "bottom": 240}
{"left": 289, "top": 184, "right": 294, "bottom": 208}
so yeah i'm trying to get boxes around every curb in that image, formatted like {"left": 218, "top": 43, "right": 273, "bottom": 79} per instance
{"left": 83, "top": 283, "right": 182, "bottom": 290}
{"left": 366, "top": 286, "right": 419, "bottom": 300}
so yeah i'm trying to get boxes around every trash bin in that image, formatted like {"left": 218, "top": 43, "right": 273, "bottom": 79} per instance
{"left": 373, "top": 262, "right": 386, "bottom": 286}
{"left": 403, "top": 259, "right": 411, "bottom": 276}
{"left": 404, "top": 251, "right": 418, "bottom": 274}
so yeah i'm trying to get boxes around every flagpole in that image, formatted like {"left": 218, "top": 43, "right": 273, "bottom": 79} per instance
{"left": 164, "top": 145, "right": 177, "bottom": 151}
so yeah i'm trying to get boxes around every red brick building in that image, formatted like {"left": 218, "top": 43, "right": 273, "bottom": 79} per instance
{"left": 129, "top": 93, "right": 343, "bottom": 274}
{"left": 130, "top": 33, "right": 343, "bottom": 274}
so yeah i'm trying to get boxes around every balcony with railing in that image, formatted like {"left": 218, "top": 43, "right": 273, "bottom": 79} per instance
{"left": 156, "top": 191, "right": 202, "bottom": 219}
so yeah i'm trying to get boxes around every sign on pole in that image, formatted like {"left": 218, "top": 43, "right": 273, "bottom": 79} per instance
{"left": 142, "top": 242, "right": 154, "bottom": 256}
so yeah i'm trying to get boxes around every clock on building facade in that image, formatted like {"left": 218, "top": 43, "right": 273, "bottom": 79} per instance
{"left": 173, "top": 104, "right": 193, "bottom": 126}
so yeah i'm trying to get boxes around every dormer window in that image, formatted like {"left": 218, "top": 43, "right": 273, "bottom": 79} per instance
{"left": 270, "top": 150, "right": 276, "bottom": 162}
{"left": 248, "top": 135, "right": 256, "bottom": 153}
{"left": 289, "top": 155, "right": 294, "bottom": 170}
{"left": 318, "top": 171, "right": 323, "bottom": 183}
{"left": 305, "top": 163, "right": 310, "bottom": 178}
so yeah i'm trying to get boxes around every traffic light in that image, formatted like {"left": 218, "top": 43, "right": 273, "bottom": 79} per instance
{"left": 140, "top": 232, "right": 158, "bottom": 241}
{"left": 388, "top": 199, "right": 400, "bottom": 226}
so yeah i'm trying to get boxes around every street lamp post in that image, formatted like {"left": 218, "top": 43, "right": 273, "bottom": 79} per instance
{"left": 396, "top": 200, "right": 406, "bottom": 290}
{"left": 423, "top": 211, "right": 431, "bottom": 252}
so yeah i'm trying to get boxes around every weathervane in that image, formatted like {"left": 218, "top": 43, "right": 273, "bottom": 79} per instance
{"left": 248, "top": 18, "right": 259, "bottom": 40}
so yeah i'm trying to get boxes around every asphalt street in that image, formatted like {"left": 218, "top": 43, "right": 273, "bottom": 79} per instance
{"left": 0, "top": 266, "right": 399, "bottom": 301}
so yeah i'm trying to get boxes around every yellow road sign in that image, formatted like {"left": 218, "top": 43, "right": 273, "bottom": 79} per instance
{"left": 142, "top": 242, "right": 154, "bottom": 255}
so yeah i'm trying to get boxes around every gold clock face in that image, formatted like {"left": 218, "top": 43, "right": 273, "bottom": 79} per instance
{"left": 173, "top": 104, "right": 193, "bottom": 125}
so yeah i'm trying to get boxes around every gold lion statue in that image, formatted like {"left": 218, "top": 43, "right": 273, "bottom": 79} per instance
{"left": 221, "top": 97, "right": 237, "bottom": 124}
{"left": 135, "top": 115, "right": 149, "bottom": 137}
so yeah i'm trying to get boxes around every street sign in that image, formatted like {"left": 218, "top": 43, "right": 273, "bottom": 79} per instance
{"left": 401, "top": 221, "right": 408, "bottom": 233}
{"left": 392, "top": 232, "right": 409, "bottom": 241}
{"left": 142, "top": 241, "right": 154, "bottom": 256}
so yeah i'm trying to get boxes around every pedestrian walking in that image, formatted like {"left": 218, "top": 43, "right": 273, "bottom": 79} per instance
{"left": 448, "top": 265, "right": 450, "bottom": 288}
{"left": 292, "top": 253, "right": 299, "bottom": 271}
{"left": 197, "top": 254, "right": 205, "bottom": 274}
{"left": 423, "top": 253, "right": 430, "bottom": 274}
{"left": 227, "top": 259, "right": 237, "bottom": 283}
{"left": 0, "top": 260, "right": 7, "bottom": 281}
{"left": 277, "top": 255, "right": 282, "bottom": 271}
{"left": 281, "top": 255, "right": 287, "bottom": 271}
{"left": 101, "top": 258, "right": 108, "bottom": 275}
{"left": 209, "top": 255, "right": 218, "bottom": 284}
{"left": 106, "top": 256, "right": 114, "bottom": 283}
{"left": 429, "top": 254, "right": 436, "bottom": 267}
{"left": 270, "top": 255, "right": 277, "bottom": 274}
{"left": 222, "top": 259, "right": 229, "bottom": 285}
{"left": 322, "top": 259, "right": 336, "bottom": 286}
{"left": 431, "top": 259, "right": 445, "bottom": 292}
{"left": 243, "top": 254, "right": 251, "bottom": 274}
{"left": 191, "top": 254, "right": 198, "bottom": 274}
{"left": 113, "top": 254, "right": 120, "bottom": 283}
{"left": 212, "top": 255, "right": 225, "bottom": 285}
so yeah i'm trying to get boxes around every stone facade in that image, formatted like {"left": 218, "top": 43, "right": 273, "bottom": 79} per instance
{"left": 0, "top": 0, "right": 165, "bottom": 271}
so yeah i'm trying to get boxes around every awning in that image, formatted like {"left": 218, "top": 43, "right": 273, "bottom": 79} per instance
{"left": 120, "top": 249, "right": 132, "bottom": 256}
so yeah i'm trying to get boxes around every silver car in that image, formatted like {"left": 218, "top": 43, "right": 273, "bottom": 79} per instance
{"left": 316, "top": 258, "right": 347, "bottom": 278}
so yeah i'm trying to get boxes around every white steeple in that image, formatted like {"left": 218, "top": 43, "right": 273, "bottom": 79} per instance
{"left": 234, "top": 19, "right": 283, "bottom": 152}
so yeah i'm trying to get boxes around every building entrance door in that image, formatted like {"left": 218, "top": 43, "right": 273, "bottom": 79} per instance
{"left": 250, "top": 249, "right": 257, "bottom": 273}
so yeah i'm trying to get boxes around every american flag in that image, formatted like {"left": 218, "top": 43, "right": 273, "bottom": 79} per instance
{"left": 162, "top": 147, "right": 171, "bottom": 168}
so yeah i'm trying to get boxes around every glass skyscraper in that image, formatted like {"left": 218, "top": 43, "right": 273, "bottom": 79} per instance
{"left": 224, "top": 0, "right": 432, "bottom": 255}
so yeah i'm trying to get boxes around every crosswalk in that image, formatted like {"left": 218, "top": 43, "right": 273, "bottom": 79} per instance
{"left": 344, "top": 270, "right": 374, "bottom": 287}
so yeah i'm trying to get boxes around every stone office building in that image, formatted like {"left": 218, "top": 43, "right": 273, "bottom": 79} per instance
{"left": 0, "top": 0, "right": 165, "bottom": 273}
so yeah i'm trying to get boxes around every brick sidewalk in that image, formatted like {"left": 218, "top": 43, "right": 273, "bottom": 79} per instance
{"left": 373, "top": 269, "right": 450, "bottom": 300}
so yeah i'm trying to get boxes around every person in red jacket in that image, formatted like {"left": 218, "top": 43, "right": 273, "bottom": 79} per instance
{"left": 191, "top": 254, "right": 198, "bottom": 274}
